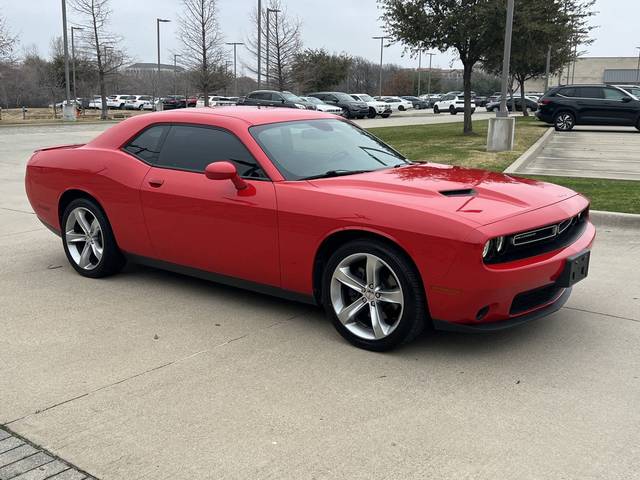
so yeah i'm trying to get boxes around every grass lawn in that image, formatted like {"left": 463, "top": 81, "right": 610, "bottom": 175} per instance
{"left": 368, "top": 117, "right": 639, "bottom": 214}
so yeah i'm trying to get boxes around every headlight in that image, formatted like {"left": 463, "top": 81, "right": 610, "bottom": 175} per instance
{"left": 495, "top": 236, "right": 505, "bottom": 252}
{"left": 295, "top": 103, "right": 306, "bottom": 109}
{"left": 482, "top": 240, "right": 492, "bottom": 259}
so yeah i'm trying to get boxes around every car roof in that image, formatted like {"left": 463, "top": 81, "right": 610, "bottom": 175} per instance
{"left": 153, "top": 106, "right": 335, "bottom": 126}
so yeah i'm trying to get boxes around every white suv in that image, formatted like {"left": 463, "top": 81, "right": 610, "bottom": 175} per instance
{"left": 350, "top": 94, "right": 392, "bottom": 118}
{"left": 195, "top": 96, "right": 237, "bottom": 108}
{"left": 434, "top": 93, "right": 476, "bottom": 115}
{"left": 106, "top": 94, "right": 133, "bottom": 110}
{"left": 125, "top": 95, "right": 153, "bottom": 110}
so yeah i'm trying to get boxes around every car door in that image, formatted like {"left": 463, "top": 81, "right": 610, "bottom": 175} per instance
{"left": 601, "top": 87, "right": 637, "bottom": 125}
{"left": 270, "top": 92, "right": 286, "bottom": 107}
{"left": 573, "top": 87, "right": 605, "bottom": 124}
{"left": 139, "top": 123, "right": 281, "bottom": 287}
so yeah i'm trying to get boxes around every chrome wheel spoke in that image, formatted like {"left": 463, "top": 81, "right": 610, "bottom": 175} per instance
{"left": 377, "top": 288, "right": 403, "bottom": 305}
{"left": 90, "top": 241, "right": 103, "bottom": 259}
{"left": 78, "top": 243, "right": 92, "bottom": 269}
{"left": 337, "top": 297, "right": 366, "bottom": 325}
{"left": 334, "top": 267, "right": 365, "bottom": 293}
{"left": 74, "top": 209, "right": 91, "bottom": 235}
{"left": 365, "top": 254, "right": 380, "bottom": 288}
{"left": 89, "top": 218, "right": 100, "bottom": 236}
{"left": 66, "top": 231, "right": 86, "bottom": 243}
{"left": 369, "top": 302, "right": 387, "bottom": 339}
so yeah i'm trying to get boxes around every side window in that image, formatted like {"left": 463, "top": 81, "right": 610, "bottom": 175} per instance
{"left": 271, "top": 93, "right": 283, "bottom": 101}
{"left": 123, "top": 125, "right": 169, "bottom": 164}
{"left": 603, "top": 88, "right": 626, "bottom": 100}
{"left": 157, "top": 125, "right": 267, "bottom": 179}
{"left": 578, "top": 87, "right": 604, "bottom": 99}
{"left": 558, "top": 88, "right": 576, "bottom": 97}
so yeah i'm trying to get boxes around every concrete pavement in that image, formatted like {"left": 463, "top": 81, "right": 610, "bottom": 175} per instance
{"left": 1, "top": 124, "right": 639, "bottom": 480}
{"left": 508, "top": 126, "right": 640, "bottom": 181}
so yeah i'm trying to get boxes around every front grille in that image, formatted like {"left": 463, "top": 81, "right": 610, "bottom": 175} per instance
{"left": 485, "top": 208, "right": 588, "bottom": 264}
{"left": 510, "top": 284, "right": 564, "bottom": 315}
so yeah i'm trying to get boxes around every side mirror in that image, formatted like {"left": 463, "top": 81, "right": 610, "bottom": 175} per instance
{"left": 204, "top": 161, "right": 247, "bottom": 190}
{"left": 281, "top": 98, "right": 286, "bottom": 104}
{"left": 621, "top": 96, "right": 632, "bottom": 103}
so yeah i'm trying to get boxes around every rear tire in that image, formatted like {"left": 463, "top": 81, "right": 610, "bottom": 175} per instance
{"left": 449, "top": 106, "right": 457, "bottom": 115}
{"left": 61, "top": 198, "right": 126, "bottom": 279}
{"left": 321, "top": 239, "right": 427, "bottom": 351}
{"left": 554, "top": 111, "right": 575, "bottom": 131}
{"left": 399, "top": 105, "right": 405, "bottom": 111}
{"left": 381, "top": 113, "right": 391, "bottom": 118}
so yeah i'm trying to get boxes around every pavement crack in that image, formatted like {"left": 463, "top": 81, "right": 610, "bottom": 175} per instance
{"left": 0, "top": 207, "right": 35, "bottom": 215}
{"left": 563, "top": 306, "right": 639, "bottom": 323}
{"left": 5, "top": 309, "right": 311, "bottom": 425}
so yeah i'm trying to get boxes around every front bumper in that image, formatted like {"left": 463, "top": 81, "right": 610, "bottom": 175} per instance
{"left": 427, "top": 198, "right": 595, "bottom": 329}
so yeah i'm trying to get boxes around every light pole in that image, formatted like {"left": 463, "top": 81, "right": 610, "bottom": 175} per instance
{"left": 70, "top": 26, "right": 83, "bottom": 106}
{"left": 257, "top": 0, "right": 262, "bottom": 88}
{"left": 156, "top": 18, "right": 171, "bottom": 110}
{"left": 60, "top": 0, "right": 74, "bottom": 120}
{"left": 226, "top": 42, "right": 244, "bottom": 97}
{"left": 373, "top": 36, "right": 390, "bottom": 97}
{"left": 424, "top": 52, "right": 435, "bottom": 97}
{"left": 487, "top": 0, "right": 515, "bottom": 152}
{"left": 173, "top": 54, "right": 181, "bottom": 96}
{"left": 544, "top": 46, "right": 551, "bottom": 93}
{"left": 266, "top": 8, "right": 280, "bottom": 88}
{"left": 225, "top": 60, "right": 233, "bottom": 96}
{"left": 636, "top": 47, "right": 640, "bottom": 83}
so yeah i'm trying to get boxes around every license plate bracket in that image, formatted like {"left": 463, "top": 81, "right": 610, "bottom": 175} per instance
{"left": 557, "top": 250, "right": 590, "bottom": 287}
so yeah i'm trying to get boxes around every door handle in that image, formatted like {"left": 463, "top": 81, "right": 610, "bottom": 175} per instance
{"left": 148, "top": 178, "right": 164, "bottom": 187}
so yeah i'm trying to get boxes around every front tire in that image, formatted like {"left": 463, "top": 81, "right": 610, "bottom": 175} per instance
{"left": 554, "top": 111, "right": 575, "bottom": 131}
{"left": 398, "top": 105, "right": 405, "bottom": 111}
{"left": 381, "top": 113, "right": 391, "bottom": 118}
{"left": 321, "top": 239, "right": 427, "bottom": 351}
{"left": 367, "top": 107, "right": 377, "bottom": 119}
{"left": 433, "top": 105, "right": 440, "bottom": 114}
{"left": 61, "top": 198, "right": 125, "bottom": 278}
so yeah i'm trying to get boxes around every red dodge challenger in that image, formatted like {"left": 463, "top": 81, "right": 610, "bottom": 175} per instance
{"left": 25, "top": 107, "right": 595, "bottom": 350}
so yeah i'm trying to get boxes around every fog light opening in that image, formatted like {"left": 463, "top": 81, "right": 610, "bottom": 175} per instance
{"left": 476, "top": 306, "right": 490, "bottom": 322}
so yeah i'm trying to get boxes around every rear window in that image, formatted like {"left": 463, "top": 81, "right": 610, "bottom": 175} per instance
{"left": 123, "top": 125, "right": 169, "bottom": 164}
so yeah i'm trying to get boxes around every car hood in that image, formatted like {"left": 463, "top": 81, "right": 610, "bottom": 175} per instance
{"left": 307, "top": 163, "right": 578, "bottom": 226}
{"left": 366, "top": 101, "right": 389, "bottom": 107}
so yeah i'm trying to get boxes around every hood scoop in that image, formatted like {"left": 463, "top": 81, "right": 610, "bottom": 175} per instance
{"left": 439, "top": 188, "right": 477, "bottom": 197}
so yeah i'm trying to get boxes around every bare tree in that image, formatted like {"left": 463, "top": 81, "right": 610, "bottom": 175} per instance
{"left": 70, "top": 0, "right": 125, "bottom": 119}
{"left": 0, "top": 10, "right": 18, "bottom": 60}
{"left": 178, "top": 0, "right": 226, "bottom": 106}
{"left": 245, "top": 0, "right": 301, "bottom": 91}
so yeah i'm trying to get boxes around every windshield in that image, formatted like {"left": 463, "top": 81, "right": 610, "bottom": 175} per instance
{"left": 620, "top": 86, "right": 640, "bottom": 97}
{"left": 358, "top": 94, "right": 375, "bottom": 102}
{"left": 282, "top": 92, "right": 303, "bottom": 102}
{"left": 250, "top": 119, "right": 408, "bottom": 180}
{"left": 304, "top": 97, "right": 322, "bottom": 105}
{"left": 334, "top": 93, "right": 355, "bottom": 102}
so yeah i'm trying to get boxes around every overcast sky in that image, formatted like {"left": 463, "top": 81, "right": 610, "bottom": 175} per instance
{"left": 2, "top": 0, "right": 638, "bottom": 74}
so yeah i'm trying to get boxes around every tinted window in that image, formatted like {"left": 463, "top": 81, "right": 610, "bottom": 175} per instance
{"left": 157, "top": 125, "right": 266, "bottom": 178}
{"left": 603, "top": 88, "right": 626, "bottom": 100}
{"left": 124, "top": 125, "right": 169, "bottom": 164}
{"left": 577, "top": 87, "right": 604, "bottom": 99}
{"left": 557, "top": 88, "right": 576, "bottom": 97}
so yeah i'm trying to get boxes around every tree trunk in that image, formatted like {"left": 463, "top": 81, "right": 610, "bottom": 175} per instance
{"left": 462, "top": 63, "right": 473, "bottom": 135}
{"left": 99, "top": 71, "right": 107, "bottom": 120}
{"left": 519, "top": 77, "right": 529, "bottom": 116}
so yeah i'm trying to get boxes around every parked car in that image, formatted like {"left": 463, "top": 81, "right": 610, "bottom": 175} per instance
{"left": 473, "top": 95, "right": 488, "bottom": 107}
{"left": 195, "top": 96, "right": 237, "bottom": 108}
{"left": 378, "top": 96, "right": 414, "bottom": 112}
{"left": 486, "top": 91, "right": 502, "bottom": 104}
{"left": 350, "top": 94, "right": 392, "bottom": 118}
{"left": 299, "top": 96, "right": 343, "bottom": 114}
{"left": 401, "top": 96, "right": 428, "bottom": 110}
{"left": 125, "top": 95, "right": 154, "bottom": 110}
{"left": 88, "top": 96, "right": 103, "bottom": 109}
{"left": 612, "top": 84, "right": 640, "bottom": 98}
{"left": 106, "top": 95, "right": 134, "bottom": 110}
{"left": 25, "top": 107, "right": 594, "bottom": 351}
{"left": 421, "top": 94, "right": 442, "bottom": 108}
{"left": 162, "top": 95, "right": 187, "bottom": 109}
{"left": 433, "top": 93, "right": 476, "bottom": 114}
{"left": 241, "top": 90, "right": 316, "bottom": 110}
{"left": 485, "top": 96, "right": 538, "bottom": 112}
{"left": 54, "top": 98, "right": 87, "bottom": 109}
{"left": 536, "top": 84, "right": 640, "bottom": 131}
{"left": 307, "top": 92, "right": 369, "bottom": 118}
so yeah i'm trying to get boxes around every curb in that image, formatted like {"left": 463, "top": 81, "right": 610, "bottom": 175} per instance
{"left": 589, "top": 210, "right": 640, "bottom": 229}
{"left": 504, "top": 127, "right": 554, "bottom": 174}
{"left": 0, "top": 120, "right": 120, "bottom": 128}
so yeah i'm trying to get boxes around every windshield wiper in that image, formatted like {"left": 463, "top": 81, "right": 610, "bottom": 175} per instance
{"left": 300, "top": 169, "right": 374, "bottom": 180}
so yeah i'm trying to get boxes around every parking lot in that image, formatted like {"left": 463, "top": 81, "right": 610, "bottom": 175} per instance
{"left": 1, "top": 124, "right": 639, "bottom": 479}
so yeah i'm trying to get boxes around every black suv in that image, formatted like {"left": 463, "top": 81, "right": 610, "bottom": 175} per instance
{"left": 307, "top": 92, "right": 369, "bottom": 119}
{"left": 241, "top": 90, "right": 316, "bottom": 110}
{"left": 536, "top": 84, "right": 640, "bottom": 131}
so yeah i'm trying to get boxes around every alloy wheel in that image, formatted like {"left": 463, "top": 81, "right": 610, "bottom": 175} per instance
{"left": 330, "top": 253, "right": 404, "bottom": 341}
{"left": 556, "top": 113, "right": 574, "bottom": 131}
{"left": 65, "top": 207, "right": 104, "bottom": 270}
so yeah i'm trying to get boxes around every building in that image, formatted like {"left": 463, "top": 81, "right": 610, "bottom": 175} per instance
{"left": 526, "top": 56, "right": 640, "bottom": 92}
{"left": 124, "top": 63, "right": 185, "bottom": 75}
